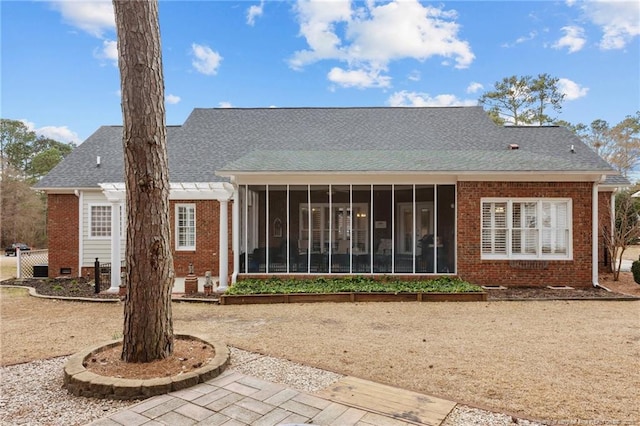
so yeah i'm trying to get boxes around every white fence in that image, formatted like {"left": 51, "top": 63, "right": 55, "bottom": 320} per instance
{"left": 17, "top": 249, "right": 49, "bottom": 279}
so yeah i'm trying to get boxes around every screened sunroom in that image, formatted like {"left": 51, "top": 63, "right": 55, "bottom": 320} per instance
{"left": 237, "top": 184, "right": 456, "bottom": 275}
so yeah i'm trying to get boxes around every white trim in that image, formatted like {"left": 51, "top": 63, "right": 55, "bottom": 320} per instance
{"left": 221, "top": 171, "right": 616, "bottom": 183}
{"left": 433, "top": 184, "right": 438, "bottom": 272}
{"left": 232, "top": 188, "right": 239, "bottom": 284}
{"left": 98, "top": 182, "right": 235, "bottom": 201}
{"left": 175, "top": 203, "right": 196, "bottom": 251}
{"left": 77, "top": 191, "right": 83, "bottom": 276}
{"left": 592, "top": 183, "right": 599, "bottom": 287}
{"left": 457, "top": 173, "right": 611, "bottom": 182}
{"left": 99, "top": 183, "right": 126, "bottom": 202}
{"left": 88, "top": 203, "right": 112, "bottom": 240}
{"left": 453, "top": 184, "right": 458, "bottom": 274}
{"left": 480, "top": 197, "right": 573, "bottom": 261}
{"left": 109, "top": 200, "right": 122, "bottom": 292}
{"left": 218, "top": 199, "right": 229, "bottom": 291}
{"left": 230, "top": 174, "right": 458, "bottom": 185}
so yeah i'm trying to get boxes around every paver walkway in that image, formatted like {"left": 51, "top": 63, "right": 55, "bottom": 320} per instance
{"left": 89, "top": 369, "right": 455, "bottom": 426}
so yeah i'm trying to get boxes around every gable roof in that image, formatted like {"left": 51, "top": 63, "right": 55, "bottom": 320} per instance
{"left": 35, "top": 106, "right": 620, "bottom": 189}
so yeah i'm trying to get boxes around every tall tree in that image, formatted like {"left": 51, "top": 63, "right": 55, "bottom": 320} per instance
{"left": 575, "top": 113, "right": 640, "bottom": 179}
{"left": 0, "top": 119, "right": 37, "bottom": 176}
{"left": 0, "top": 166, "right": 47, "bottom": 247}
{"left": 529, "top": 73, "right": 564, "bottom": 125}
{"left": 608, "top": 112, "right": 640, "bottom": 179}
{"left": 113, "top": 0, "right": 175, "bottom": 362}
{"left": 479, "top": 75, "right": 533, "bottom": 126}
{"left": 479, "top": 74, "right": 565, "bottom": 126}
{"left": 602, "top": 190, "right": 640, "bottom": 281}
{"left": 0, "top": 119, "right": 74, "bottom": 182}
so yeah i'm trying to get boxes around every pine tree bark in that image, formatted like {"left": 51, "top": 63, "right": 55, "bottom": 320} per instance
{"left": 113, "top": 0, "right": 174, "bottom": 362}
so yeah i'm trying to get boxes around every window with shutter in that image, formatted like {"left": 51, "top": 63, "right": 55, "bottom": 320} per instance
{"left": 481, "top": 198, "right": 571, "bottom": 260}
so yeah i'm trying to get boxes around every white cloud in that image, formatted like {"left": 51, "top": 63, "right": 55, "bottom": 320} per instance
{"left": 21, "top": 119, "right": 80, "bottom": 144}
{"left": 36, "top": 126, "right": 81, "bottom": 144}
{"left": 553, "top": 25, "right": 586, "bottom": 53}
{"left": 328, "top": 67, "right": 391, "bottom": 89}
{"left": 218, "top": 102, "right": 233, "bottom": 108}
{"left": 93, "top": 39, "right": 118, "bottom": 64}
{"left": 247, "top": 0, "right": 265, "bottom": 26}
{"left": 408, "top": 70, "right": 421, "bottom": 82}
{"left": 166, "top": 94, "right": 181, "bottom": 105}
{"left": 576, "top": 0, "right": 640, "bottom": 49}
{"left": 501, "top": 31, "right": 537, "bottom": 48}
{"left": 557, "top": 78, "right": 589, "bottom": 100}
{"left": 50, "top": 1, "right": 119, "bottom": 67}
{"left": 466, "top": 82, "right": 483, "bottom": 94}
{"left": 50, "top": 0, "right": 115, "bottom": 38}
{"left": 387, "top": 91, "right": 476, "bottom": 107}
{"left": 191, "top": 43, "right": 223, "bottom": 75}
{"left": 290, "top": 0, "right": 473, "bottom": 88}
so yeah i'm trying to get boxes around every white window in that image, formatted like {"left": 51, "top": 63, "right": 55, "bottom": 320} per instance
{"left": 481, "top": 198, "right": 571, "bottom": 260}
{"left": 89, "top": 204, "right": 111, "bottom": 238}
{"left": 175, "top": 204, "right": 196, "bottom": 250}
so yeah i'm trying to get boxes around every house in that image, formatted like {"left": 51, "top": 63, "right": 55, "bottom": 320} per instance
{"left": 34, "top": 107, "right": 627, "bottom": 290}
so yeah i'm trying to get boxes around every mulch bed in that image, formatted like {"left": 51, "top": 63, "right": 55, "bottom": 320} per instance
{"left": 1, "top": 277, "right": 119, "bottom": 299}
{"left": 485, "top": 285, "right": 638, "bottom": 300}
{"left": 2, "top": 277, "right": 638, "bottom": 301}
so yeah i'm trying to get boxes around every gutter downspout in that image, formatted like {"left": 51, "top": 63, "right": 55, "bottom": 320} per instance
{"left": 592, "top": 177, "right": 604, "bottom": 288}
{"left": 75, "top": 190, "right": 83, "bottom": 278}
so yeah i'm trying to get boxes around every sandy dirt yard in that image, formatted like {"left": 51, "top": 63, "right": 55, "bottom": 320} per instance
{"left": 1, "top": 286, "right": 638, "bottom": 424}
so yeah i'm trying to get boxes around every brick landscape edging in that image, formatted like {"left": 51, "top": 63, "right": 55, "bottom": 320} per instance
{"left": 63, "top": 334, "right": 229, "bottom": 400}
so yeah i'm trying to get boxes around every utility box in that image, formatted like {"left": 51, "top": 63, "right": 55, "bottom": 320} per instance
{"left": 33, "top": 264, "right": 48, "bottom": 278}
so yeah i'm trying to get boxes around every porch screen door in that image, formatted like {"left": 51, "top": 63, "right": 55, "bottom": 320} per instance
{"left": 397, "top": 202, "right": 433, "bottom": 255}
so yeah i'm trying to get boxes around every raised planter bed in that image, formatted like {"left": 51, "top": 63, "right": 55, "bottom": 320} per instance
{"left": 63, "top": 334, "right": 229, "bottom": 400}
{"left": 219, "top": 291, "right": 486, "bottom": 305}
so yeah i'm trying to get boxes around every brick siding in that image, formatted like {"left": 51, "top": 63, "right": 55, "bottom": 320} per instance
{"left": 169, "top": 200, "right": 233, "bottom": 278}
{"left": 457, "top": 181, "right": 601, "bottom": 287}
{"left": 47, "top": 194, "right": 79, "bottom": 277}
{"left": 48, "top": 185, "right": 610, "bottom": 287}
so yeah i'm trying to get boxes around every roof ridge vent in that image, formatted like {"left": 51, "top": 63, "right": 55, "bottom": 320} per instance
{"left": 508, "top": 144, "right": 519, "bottom": 150}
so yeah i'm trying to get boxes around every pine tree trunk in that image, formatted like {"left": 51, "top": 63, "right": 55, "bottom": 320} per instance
{"left": 113, "top": 0, "right": 174, "bottom": 363}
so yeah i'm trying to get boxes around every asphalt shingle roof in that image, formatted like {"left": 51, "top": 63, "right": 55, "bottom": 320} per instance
{"left": 35, "top": 106, "right": 620, "bottom": 189}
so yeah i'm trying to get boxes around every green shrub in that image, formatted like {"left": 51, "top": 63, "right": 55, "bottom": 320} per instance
{"left": 632, "top": 258, "right": 640, "bottom": 285}
{"left": 226, "top": 276, "right": 482, "bottom": 295}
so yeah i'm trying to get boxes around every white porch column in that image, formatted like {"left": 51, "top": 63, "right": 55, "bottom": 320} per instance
{"left": 218, "top": 199, "right": 229, "bottom": 292}
{"left": 99, "top": 183, "right": 126, "bottom": 293}
{"left": 232, "top": 188, "right": 239, "bottom": 284}
{"left": 108, "top": 201, "right": 121, "bottom": 293}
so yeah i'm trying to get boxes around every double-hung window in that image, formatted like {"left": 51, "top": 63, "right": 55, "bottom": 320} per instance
{"left": 89, "top": 204, "right": 112, "bottom": 238}
{"left": 175, "top": 204, "right": 196, "bottom": 250}
{"left": 481, "top": 198, "right": 571, "bottom": 260}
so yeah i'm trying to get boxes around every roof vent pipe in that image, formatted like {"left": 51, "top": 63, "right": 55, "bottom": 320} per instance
{"left": 508, "top": 144, "right": 519, "bottom": 150}
{"left": 570, "top": 145, "right": 575, "bottom": 153}
{"left": 96, "top": 156, "right": 101, "bottom": 167}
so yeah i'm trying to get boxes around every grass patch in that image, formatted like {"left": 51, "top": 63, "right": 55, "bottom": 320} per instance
{"left": 0, "top": 263, "right": 17, "bottom": 281}
{"left": 226, "top": 276, "right": 483, "bottom": 295}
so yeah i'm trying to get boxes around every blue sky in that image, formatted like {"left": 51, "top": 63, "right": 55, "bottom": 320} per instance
{"left": 1, "top": 0, "right": 639, "bottom": 148}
